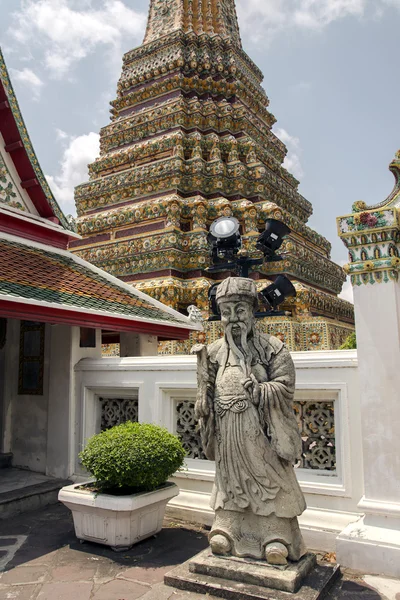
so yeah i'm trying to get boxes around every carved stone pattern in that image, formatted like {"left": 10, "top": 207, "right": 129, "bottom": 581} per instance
{"left": 99, "top": 397, "right": 139, "bottom": 431}
{"left": 175, "top": 397, "right": 335, "bottom": 470}
{"left": 293, "top": 400, "right": 336, "bottom": 471}
{"left": 176, "top": 400, "right": 207, "bottom": 460}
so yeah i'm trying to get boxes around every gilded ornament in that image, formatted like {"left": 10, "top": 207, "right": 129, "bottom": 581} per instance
{"left": 391, "top": 256, "right": 400, "bottom": 268}
{"left": 342, "top": 264, "right": 351, "bottom": 275}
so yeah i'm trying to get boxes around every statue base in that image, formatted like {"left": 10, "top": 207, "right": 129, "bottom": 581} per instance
{"left": 164, "top": 549, "right": 340, "bottom": 599}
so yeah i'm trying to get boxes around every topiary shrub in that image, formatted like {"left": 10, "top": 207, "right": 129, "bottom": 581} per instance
{"left": 79, "top": 422, "right": 186, "bottom": 495}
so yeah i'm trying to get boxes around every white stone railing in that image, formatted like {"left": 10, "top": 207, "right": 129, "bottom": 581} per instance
{"left": 73, "top": 349, "right": 361, "bottom": 551}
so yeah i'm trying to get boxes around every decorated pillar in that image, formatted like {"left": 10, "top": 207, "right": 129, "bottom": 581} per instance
{"left": 336, "top": 153, "right": 400, "bottom": 577}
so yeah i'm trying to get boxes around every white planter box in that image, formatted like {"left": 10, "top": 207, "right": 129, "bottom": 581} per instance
{"left": 59, "top": 481, "right": 179, "bottom": 550}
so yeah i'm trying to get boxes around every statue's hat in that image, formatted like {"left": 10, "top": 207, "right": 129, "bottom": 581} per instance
{"left": 216, "top": 277, "right": 258, "bottom": 306}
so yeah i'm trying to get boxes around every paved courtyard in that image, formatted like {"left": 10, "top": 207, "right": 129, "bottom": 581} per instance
{"left": 0, "top": 503, "right": 399, "bottom": 600}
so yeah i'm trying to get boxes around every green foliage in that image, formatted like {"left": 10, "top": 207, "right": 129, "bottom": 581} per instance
{"left": 79, "top": 422, "right": 186, "bottom": 495}
{"left": 340, "top": 331, "right": 357, "bottom": 350}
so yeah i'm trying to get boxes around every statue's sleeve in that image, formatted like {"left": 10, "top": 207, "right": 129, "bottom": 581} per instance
{"left": 259, "top": 346, "right": 302, "bottom": 464}
{"left": 193, "top": 344, "right": 217, "bottom": 461}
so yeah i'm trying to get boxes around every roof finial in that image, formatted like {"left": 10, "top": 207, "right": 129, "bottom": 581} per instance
{"left": 143, "top": 0, "right": 242, "bottom": 47}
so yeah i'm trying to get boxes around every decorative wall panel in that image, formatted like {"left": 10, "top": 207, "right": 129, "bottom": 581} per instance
{"left": 176, "top": 399, "right": 207, "bottom": 460}
{"left": 174, "top": 396, "right": 336, "bottom": 472}
{"left": 99, "top": 396, "right": 139, "bottom": 431}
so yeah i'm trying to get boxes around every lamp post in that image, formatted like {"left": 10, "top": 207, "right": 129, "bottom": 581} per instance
{"left": 206, "top": 217, "right": 296, "bottom": 320}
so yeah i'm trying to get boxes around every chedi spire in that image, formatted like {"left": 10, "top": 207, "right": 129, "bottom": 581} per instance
{"left": 144, "top": 0, "right": 242, "bottom": 46}
{"left": 71, "top": 0, "right": 355, "bottom": 354}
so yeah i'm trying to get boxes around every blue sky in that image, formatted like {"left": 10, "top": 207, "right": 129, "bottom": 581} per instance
{"left": 1, "top": 0, "right": 400, "bottom": 302}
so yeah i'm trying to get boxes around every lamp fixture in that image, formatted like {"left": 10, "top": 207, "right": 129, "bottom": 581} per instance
{"left": 258, "top": 275, "right": 297, "bottom": 315}
{"left": 256, "top": 219, "right": 291, "bottom": 261}
{"left": 207, "top": 283, "right": 221, "bottom": 322}
{"left": 206, "top": 216, "right": 296, "bottom": 320}
{"left": 207, "top": 216, "right": 241, "bottom": 264}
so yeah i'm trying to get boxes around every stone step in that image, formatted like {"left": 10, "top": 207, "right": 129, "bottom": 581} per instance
{"left": 0, "top": 453, "right": 13, "bottom": 469}
{"left": 0, "top": 479, "right": 71, "bottom": 520}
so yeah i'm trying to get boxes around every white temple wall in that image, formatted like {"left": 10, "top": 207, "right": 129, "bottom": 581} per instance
{"left": 73, "top": 350, "right": 361, "bottom": 551}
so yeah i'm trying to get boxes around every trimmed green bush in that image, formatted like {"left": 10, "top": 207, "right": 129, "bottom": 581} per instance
{"left": 79, "top": 422, "right": 186, "bottom": 494}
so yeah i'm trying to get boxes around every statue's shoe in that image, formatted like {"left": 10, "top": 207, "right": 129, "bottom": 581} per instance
{"left": 210, "top": 534, "right": 231, "bottom": 555}
{"left": 265, "top": 542, "right": 288, "bottom": 565}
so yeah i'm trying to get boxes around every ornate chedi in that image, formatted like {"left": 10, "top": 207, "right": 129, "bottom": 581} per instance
{"left": 70, "top": 0, "right": 354, "bottom": 353}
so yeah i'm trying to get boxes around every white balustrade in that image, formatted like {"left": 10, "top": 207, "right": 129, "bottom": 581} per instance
{"left": 73, "top": 349, "right": 360, "bottom": 551}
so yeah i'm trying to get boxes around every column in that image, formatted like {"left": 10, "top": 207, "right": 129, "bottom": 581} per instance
{"left": 47, "top": 326, "right": 101, "bottom": 479}
{"left": 336, "top": 198, "right": 400, "bottom": 577}
{"left": 120, "top": 333, "right": 158, "bottom": 357}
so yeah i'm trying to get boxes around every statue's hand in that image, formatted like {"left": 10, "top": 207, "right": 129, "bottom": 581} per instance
{"left": 241, "top": 374, "right": 260, "bottom": 406}
{"left": 195, "top": 395, "right": 210, "bottom": 419}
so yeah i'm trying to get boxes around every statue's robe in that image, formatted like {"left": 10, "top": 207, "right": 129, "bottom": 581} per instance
{"left": 195, "top": 332, "right": 307, "bottom": 561}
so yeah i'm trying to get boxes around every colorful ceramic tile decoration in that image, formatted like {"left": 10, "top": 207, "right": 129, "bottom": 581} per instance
{"left": 338, "top": 150, "right": 400, "bottom": 287}
{"left": 0, "top": 237, "right": 187, "bottom": 326}
{"left": 0, "top": 153, "right": 26, "bottom": 212}
{"left": 70, "top": 0, "right": 355, "bottom": 353}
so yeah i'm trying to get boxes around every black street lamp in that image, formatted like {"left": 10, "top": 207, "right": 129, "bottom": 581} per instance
{"left": 206, "top": 217, "right": 296, "bottom": 320}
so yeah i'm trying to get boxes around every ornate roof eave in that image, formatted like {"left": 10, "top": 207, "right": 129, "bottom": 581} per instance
{"left": 0, "top": 48, "right": 69, "bottom": 230}
{"left": 0, "top": 230, "right": 201, "bottom": 337}
{"left": 337, "top": 151, "right": 400, "bottom": 285}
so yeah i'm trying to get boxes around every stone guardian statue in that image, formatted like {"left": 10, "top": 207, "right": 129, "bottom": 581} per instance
{"left": 193, "top": 277, "right": 307, "bottom": 566}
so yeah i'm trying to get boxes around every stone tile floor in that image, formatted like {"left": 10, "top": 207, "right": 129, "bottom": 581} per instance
{"left": 0, "top": 469, "right": 52, "bottom": 494}
{"left": 0, "top": 503, "right": 399, "bottom": 600}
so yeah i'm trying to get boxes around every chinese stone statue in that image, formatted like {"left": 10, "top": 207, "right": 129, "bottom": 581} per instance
{"left": 193, "top": 277, "right": 307, "bottom": 566}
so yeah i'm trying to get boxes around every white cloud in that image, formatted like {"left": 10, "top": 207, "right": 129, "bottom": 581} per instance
{"left": 9, "top": 0, "right": 146, "bottom": 78}
{"left": 55, "top": 128, "right": 69, "bottom": 141}
{"left": 9, "top": 67, "right": 44, "bottom": 100}
{"left": 46, "top": 131, "right": 100, "bottom": 215}
{"left": 339, "top": 277, "right": 354, "bottom": 303}
{"left": 293, "top": 0, "right": 365, "bottom": 28}
{"left": 236, "top": 0, "right": 368, "bottom": 41}
{"left": 381, "top": 0, "right": 400, "bottom": 7}
{"left": 290, "top": 81, "right": 312, "bottom": 94}
{"left": 338, "top": 260, "right": 354, "bottom": 303}
{"left": 274, "top": 127, "right": 304, "bottom": 180}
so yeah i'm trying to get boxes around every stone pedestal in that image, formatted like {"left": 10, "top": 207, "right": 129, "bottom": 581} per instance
{"left": 165, "top": 549, "right": 340, "bottom": 599}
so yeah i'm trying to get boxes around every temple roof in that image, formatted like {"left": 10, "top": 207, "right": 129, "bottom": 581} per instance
{"left": 0, "top": 48, "right": 68, "bottom": 229}
{"left": 0, "top": 231, "right": 199, "bottom": 338}
{"left": 143, "top": 0, "right": 242, "bottom": 46}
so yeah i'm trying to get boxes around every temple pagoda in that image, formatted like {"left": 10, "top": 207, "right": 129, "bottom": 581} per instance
{"left": 70, "top": 0, "right": 354, "bottom": 353}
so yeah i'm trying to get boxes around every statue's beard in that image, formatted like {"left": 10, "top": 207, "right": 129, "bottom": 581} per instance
{"left": 224, "top": 322, "right": 252, "bottom": 378}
